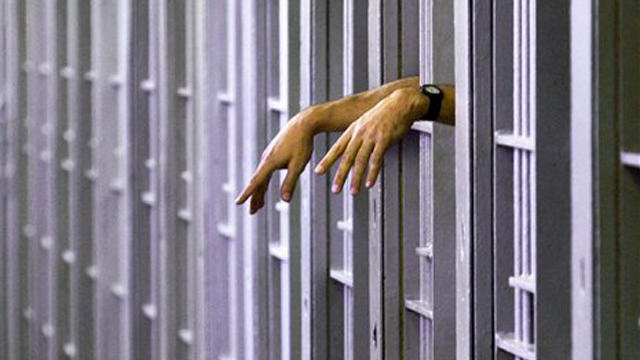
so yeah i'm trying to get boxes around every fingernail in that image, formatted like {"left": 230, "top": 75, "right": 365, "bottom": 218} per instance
{"left": 332, "top": 184, "right": 339, "bottom": 193}
{"left": 314, "top": 165, "right": 323, "bottom": 174}
{"left": 365, "top": 181, "right": 372, "bottom": 188}
{"left": 350, "top": 186, "right": 357, "bottom": 195}
{"left": 283, "top": 192, "right": 291, "bottom": 202}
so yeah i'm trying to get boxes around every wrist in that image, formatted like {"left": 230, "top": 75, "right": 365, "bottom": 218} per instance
{"left": 389, "top": 87, "right": 431, "bottom": 125}
{"left": 292, "top": 104, "right": 328, "bottom": 135}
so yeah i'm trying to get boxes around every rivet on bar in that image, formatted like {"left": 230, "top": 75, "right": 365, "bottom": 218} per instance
{"left": 178, "top": 329, "right": 194, "bottom": 345}
{"left": 83, "top": 71, "right": 96, "bottom": 82}
{"left": 39, "top": 150, "right": 52, "bottom": 163}
{"left": 177, "top": 87, "right": 192, "bottom": 98}
{"left": 60, "top": 66, "right": 75, "bottom": 79}
{"left": 275, "top": 201, "right": 289, "bottom": 213}
{"left": 181, "top": 171, "right": 192, "bottom": 183}
{"left": 216, "top": 222, "right": 235, "bottom": 238}
{"left": 267, "top": 96, "right": 286, "bottom": 113}
{"left": 268, "top": 243, "right": 289, "bottom": 261}
{"left": 217, "top": 91, "right": 233, "bottom": 104}
{"left": 140, "top": 79, "right": 156, "bottom": 92}
{"left": 86, "top": 265, "right": 99, "bottom": 280}
{"left": 40, "top": 236, "right": 53, "bottom": 250}
{"left": 42, "top": 323, "right": 55, "bottom": 338}
{"left": 415, "top": 244, "right": 433, "bottom": 258}
{"left": 62, "top": 250, "right": 76, "bottom": 264}
{"left": 63, "top": 129, "right": 76, "bottom": 142}
{"left": 38, "top": 63, "right": 53, "bottom": 76}
{"left": 178, "top": 208, "right": 192, "bottom": 222}
{"left": 336, "top": 218, "right": 353, "bottom": 233}
{"left": 109, "top": 179, "right": 125, "bottom": 193}
{"left": 142, "top": 303, "right": 157, "bottom": 319}
{"left": 108, "top": 74, "right": 123, "bottom": 88}
{"left": 111, "top": 283, "right": 127, "bottom": 299}
{"left": 84, "top": 168, "right": 98, "bottom": 181}
{"left": 61, "top": 158, "right": 75, "bottom": 172}
{"left": 221, "top": 182, "right": 234, "bottom": 194}
{"left": 145, "top": 158, "right": 156, "bottom": 169}
{"left": 141, "top": 191, "right": 156, "bottom": 206}
{"left": 63, "top": 343, "right": 77, "bottom": 358}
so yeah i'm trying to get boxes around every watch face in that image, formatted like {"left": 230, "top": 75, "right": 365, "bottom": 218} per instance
{"left": 425, "top": 85, "right": 441, "bottom": 95}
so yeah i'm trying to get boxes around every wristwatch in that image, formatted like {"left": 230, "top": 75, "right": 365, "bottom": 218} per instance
{"left": 420, "top": 84, "right": 443, "bottom": 120}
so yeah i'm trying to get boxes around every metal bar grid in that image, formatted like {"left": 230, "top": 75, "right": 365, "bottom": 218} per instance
{"left": 90, "top": 0, "right": 132, "bottom": 359}
{"left": 55, "top": 1, "right": 71, "bottom": 359}
{"left": 404, "top": 1, "right": 456, "bottom": 359}
{"left": 299, "top": 1, "right": 330, "bottom": 359}
{"left": 209, "top": 0, "right": 238, "bottom": 358}
{"left": 131, "top": 0, "right": 158, "bottom": 359}
{"left": 494, "top": 0, "right": 537, "bottom": 358}
{"left": 3, "top": 1, "right": 35, "bottom": 359}
{"left": 23, "top": 1, "right": 59, "bottom": 358}
{"left": 0, "top": 1, "right": 7, "bottom": 358}
{"left": 264, "top": 1, "right": 293, "bottom": 359}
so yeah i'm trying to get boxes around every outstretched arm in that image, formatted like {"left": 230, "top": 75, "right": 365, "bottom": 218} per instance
{"left": 235, "top": 76, "right": 454, "bottom": 214}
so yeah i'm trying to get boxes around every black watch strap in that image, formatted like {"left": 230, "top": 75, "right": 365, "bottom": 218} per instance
{"left": 420, "top": 84, "right": 443, "bottom": 120}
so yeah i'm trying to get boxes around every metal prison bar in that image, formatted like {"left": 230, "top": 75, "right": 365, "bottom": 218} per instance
{"left": 2, "top": 1, "right": 640, "bottom": 360}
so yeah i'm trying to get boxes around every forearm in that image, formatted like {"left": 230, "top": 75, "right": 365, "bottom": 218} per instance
{"left": 296, "top": 77, "right": 455, "bottom": 133}
{"left": 303, "top": 76, "right": 421, "bottom": 133}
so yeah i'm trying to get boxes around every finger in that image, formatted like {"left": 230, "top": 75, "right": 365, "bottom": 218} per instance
{"left": 350, "top": 141, "right": 375, "bottom": 195}
{"left": 236, "top": 162, "right": 272, "bottom": 204}
{"left": 365, "top": 144, "right": 385, "bottom": 188}
{"left": 281, "top": 162, "right": 305, "bottom": 202}
{"left": 332, "top": 137, "right": 363, "bottom": 193}
{"left": 314, "top": 127, "right": 353, "bottom": 174}
{"left": 250, "top": 179, "right": 269, "bottom": 214}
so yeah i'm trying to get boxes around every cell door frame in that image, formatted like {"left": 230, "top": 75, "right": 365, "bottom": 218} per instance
{"left": 456, "top": 0, "right": 572, "bottom": 359}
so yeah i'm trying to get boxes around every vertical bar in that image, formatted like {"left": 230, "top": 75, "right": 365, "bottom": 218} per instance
{"left": 192, "top": 1, "right": 207, "bottom": 359}
{"left": 91, "top": 0, "right": 132, "bottom": 358}
{"left": 55, "top": 0, "right": 71, "bottom": 358}
{"left": 73, "top": 0, "right": 95, "bottom": 358}
{"left": 300, "top": 0, "right": 330, "bottom": 359}
{"left": 367, "top": 0, "right": 383, "bottom": 356}
{"left": 570, "top": 0, "right": 593, "bottom": 357}
{"left": 454, "top": 0, "right": 472, "bottom": 357}
{"left": 130, "top": 1, "right": 155, "bottom": 359}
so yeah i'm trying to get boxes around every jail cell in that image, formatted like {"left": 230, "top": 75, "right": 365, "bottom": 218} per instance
{"left": 264, "top": 1, "right": 296, "bottom": 359}
{"left": 493, "top": 0, "right": 537, "bottom": 358}
{"left": 209, "top": 0, "right": 240, "bottom": 357}
{"left": 402, "top": 1, "right": 456, "bottom": 359}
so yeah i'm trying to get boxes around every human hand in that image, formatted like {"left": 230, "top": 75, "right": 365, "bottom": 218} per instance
{"left": 235, "top": 109, "right": 317, "bottom": 214}
{"left": 314, "top": 87, "right": 428, "bottom": 194}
